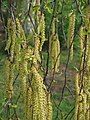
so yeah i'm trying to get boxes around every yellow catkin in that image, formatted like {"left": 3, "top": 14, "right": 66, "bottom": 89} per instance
{"left": 25, "top": 86, "right": 32, "bottom": 120}
{"left": 16, "top": 18, "right": 26, "bottom": 41}
{"left": 75, "top": 73, "right": 79, "bottom": 120}
{"left": 39, "top": 13, "right": 46, "bottom": 51}
{"left": 24, "top": 48, "right": 33, "bottom": 119}
{"left": 50, "top": 33, "right": 60, "bottom": 72}
{"left": 67, "top": 12, "right": 75, "bottom": 61}
{"left": 32, "top": 81, "right": 39, "bottom": 120}
{"left": 34, "top": 34, "right": 41, "bottom": 63}
{"left": 34, "top": 2, "right": 46, "bottom": 63}
{"left": 56, "top": 34, "right": 60, "bottom": 70}
{"left": 17, "top": 19, "right": 27, "bottom": 98}
{"left": 75, "top": 73, "right": 85, "bottom": 120}
{"left": 31, "top": 66, "right": 47, "bottom": 120}
{"left": 34, "top": 1, "right": 41, "bottom": 63}
{"left": 5, "top": 18, "right": 26, "bottom": 69}
{"left": 49, "top": 19, "right": 60, "bottom": 73}
{"left": 5, "top": 18, "right": 16, "bottom": 62}
{"left": 19, "top": 51, "right": 28, "bottom": 119}
{"left": 84, "top": 5, "right": 90, "bottom": 31}
{"left": 5, "top": 19, "right": 16, "bottom": 100}
{"left": 19, "top": 61, "right": 27, "bottom": 94}
{"left": 87, "top": 35, "right": 90, "bottom": 67}
{"left": 75, "top": 71, "right": 88, "bottom": 120}
{"left": 5, "top": 58, "right": 14, "bottom": 99}
{"left": 75, "top": 7, "right": 90, "bottom": 119}
{"left": 49, "top": 19, "right": 56, "bottom": 55}
{"left": 5, "top": 19, "right": 12, "bottom": 52}
{"left": 79, "top": 26, "right": 84, "bottom": 56}
{"left": 17, "top": 22, "right": 28, "bottom": 118}
{"left": 34, "top": 13, "right": 46, "bottom": 62}
{"left": 47, "top": 93, "right": 52, "bottom": 120}
{"left": 78, "top": 91, "right": 84, "bottom": 120}
{"left": 15, "top": 18, "right": 26, "bottom": 69}
{"left": 82, "top": 92, "right": 87, "bottom": 119}
{"left": 87, "top": 75, "right": 90, "bottom": 120}
{"left": 84, "top": 5, "right": 90, "bottom": 120}
{"left": 10, "top": 21, "right": 16, "bottom": 62}
{"left": 85, "top": 73, "right": 90, "bottom": 120}
{"left": 19, "top": 49, "right": 28, "bottom": 93}
{"left": 14, "top": 40, "right": 20, "bottom": 69}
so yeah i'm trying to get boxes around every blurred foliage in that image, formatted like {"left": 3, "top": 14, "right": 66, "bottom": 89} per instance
{"left": 1, "top": 0, "right": 8, "bottom": 10}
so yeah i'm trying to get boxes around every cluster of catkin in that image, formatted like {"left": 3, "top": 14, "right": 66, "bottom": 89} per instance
{"left": 75, "top": 6, "right": 90, "bottom": 120}
{"left": 5, "top": 10, "right": 52, "bottom": 119}
{"left": 5, "top": 18, "right": 26, "bottom": 98}
{"left": 30, "top": 6, "right": 52, "bottom": 119}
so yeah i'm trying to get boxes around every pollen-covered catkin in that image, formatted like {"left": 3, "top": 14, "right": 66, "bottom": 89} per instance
{"left": 84, "top": 6, "right": 90, "bottom": 120}
{"left": 31, "top": 65, "right": 48, "bottom": 120}
{"left": 39, "top": 13, "right": 46, "bottom": 51}
{"left": 5, "top": 58, "right": 14, "bottom": 99}
{"left": 75, "top": 13, "right": 90, "bottom": 119}
{"left": 50, "top": 34, "right": 60, "bottom": 72}
{"left": 34, "top": 13, "right": 46, "bottom": 63}
{"left": 5, "top": 18, "right": 16, "bottom": 99}
{"left": 5, "top": 19, "right": 12, "bottom": 52}
{"left": 34, "top": 34, "right": 41, "bottom": 63}
{"left": 15, "top": 18, "right": 26, "bottom": 69}
{"left": 47, "top": 93, "right": 52, "bottom": 120}
{"left": 75, "top": 72, "right": 85, "bottom": 120}
{"left": 79, "top": 26, "right": 84, "bottom": 56}
{"left": 75, "top": 73, "right": 79, "bottom": 120}
{"left": 25, "top": 86, "right": 32, "bottom": 120}
{"left": 67, "top": 12, "right": 75, "bottom": 61}
{"left": 49, "top": 19, "right": 60, "bottom": 73}
{"left": 5, "top": 18, "right": 16, "bottom": 62}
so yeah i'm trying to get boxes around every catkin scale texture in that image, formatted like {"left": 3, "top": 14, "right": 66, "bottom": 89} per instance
{"left": 67, "top": 12, "right": 75, "bottom": 61}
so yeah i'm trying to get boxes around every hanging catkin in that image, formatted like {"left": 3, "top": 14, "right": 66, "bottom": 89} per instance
{"left": 5, "top": 18, "right": 16, "bottom": 62}
{"left": 5, "top": 5, "right": 52, "bottom": 119}
{"left": 15, "top": 18, "right": 26, "bottom": 69}
{"left": 19, "top": 47, "right": 29, "bottom": 119}
{"left": 84, "top": 6, "right": 90, "bottom": 120}
{"left": 67, "top": 12, "right": 75, "bottom": 61}
{"left": 49, "top": 19, "right": 60, "bottom": 73}
{"left": 31, "top": 65, "right": 47, "bottom": 120}
{"left": 49, "top": 19, "right": 56, "bottom": 55}
{"left": 34, "top": 0, "right": 46, "bottom": 63}
{"left": 5, "top": 58, "right": 14, "bottom": 99}
{"left": 79, "top": 26, "right": 84, "bottom": 56}
{"left": 25, "top": 86, "right": 32, "bottom": 120}
{"left": 5, "top": 19, "right": 12, "bottom": 53}
{"left": 6, "top": 17, "right": 30, "bottom": 118}
{"left": 34, "top": 0, "right": 41, "bottom": 63}
{"left": 75, "top": 72, "right": 86, "bottom": 120}
{"left": 29, "top": 1, "right": 53, "bottom": 118}
{"left": 34, "top": 34, "right": 41, "bottom": 63}
{"left": 75, "top": 73, "right": 79, "bottom": 120}
{"left": 46, "top": 92, "right": 52, "bottom": 120}
{"left": 50, "top": 33, "right": 60, "bottom": 73}
{"left": 5, "top": 18, "right": 16, "bottom": 100}
{"left": 39, "top": 13, "right": 46, "bottom": 51}
{"left": 75, "top": 6, "right": 90, "bottom": 119}
{"left": 34, "top": 13, "right": 46, "bottom": 63}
